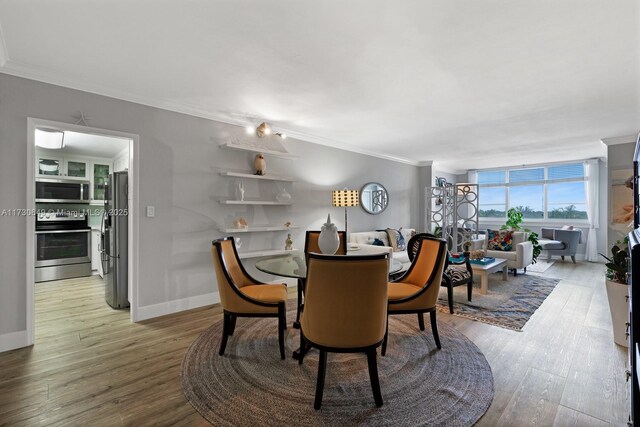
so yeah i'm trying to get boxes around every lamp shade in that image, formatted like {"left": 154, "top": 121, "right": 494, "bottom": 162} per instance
{"left": 332, "top": 189, "right": 359, "bottom": 207}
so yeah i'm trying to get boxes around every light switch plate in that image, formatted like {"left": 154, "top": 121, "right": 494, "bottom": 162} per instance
{"left": 146, "top": 206, "right": 155, "bottom": 217}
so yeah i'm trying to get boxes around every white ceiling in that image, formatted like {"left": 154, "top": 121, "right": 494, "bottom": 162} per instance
{"left": 36, "top": 129, "right": 130, "bottom": 158}
{"left": 1, "top": 1, "right": 638, "bottom": 172}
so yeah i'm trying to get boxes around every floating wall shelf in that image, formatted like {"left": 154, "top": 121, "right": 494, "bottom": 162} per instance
{"left": 219, "top": 171, "right": 295, "bottom": 182}
{"left": 219, "top": 200, "right": 292, "bottom": 206}
{"left": 219, "top": 226, "right": 299, "bottom": 233}
{"left": 219, "top": 141, "right": 298, "bottom": 159}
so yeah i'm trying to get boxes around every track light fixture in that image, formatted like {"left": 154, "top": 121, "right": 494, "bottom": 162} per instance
{"left": 245, "top": 122, "right": 286, "bottom": 139}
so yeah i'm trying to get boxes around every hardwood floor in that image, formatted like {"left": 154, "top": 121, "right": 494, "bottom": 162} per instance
{"left": 0, "top": 262, "right": 629, "bottom": 426}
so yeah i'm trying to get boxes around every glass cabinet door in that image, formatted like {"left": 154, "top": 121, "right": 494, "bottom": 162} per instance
{"left": 93, "top": 163, "right": 110, "bottom": 201}
{"left": 37, "top": 156, "right": 62, "bottom": 176}
{"left": 65, "top": 159, "right": 88, "bottom": 178}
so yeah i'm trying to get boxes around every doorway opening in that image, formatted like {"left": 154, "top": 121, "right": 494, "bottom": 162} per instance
{"left": 26, "top": 118, "right": 140, "bottom": 346}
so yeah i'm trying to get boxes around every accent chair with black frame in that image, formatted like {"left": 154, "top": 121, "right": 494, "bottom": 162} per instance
{"left": 298, "top": 252, "right": 389, "bottom": 410}
{"left": 211, "top": 237, "right": 287, "bottom": 360}
{"left": 407, "top": 233, "right": 474, "bottom": 314}
{"left": 383, "top": 235, "right": 447, "bottom": 355}
{"left": 293, "top": 230, "right": 348, "bottom": 328}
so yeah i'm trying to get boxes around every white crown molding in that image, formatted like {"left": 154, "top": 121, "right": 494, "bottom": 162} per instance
{"left": 0, "top": 22, "right": 8, "bottom": 67}
{"left": 416, "top": 160, "right": 433, "bottom": 167}
{"left": 601, "top": 135, "right": 637, "bottom": 146}
{"left": 0, "top": 60, "right": 421, "bottom": 166}
{"left": 432, "top": 162, "right": 467, "bottom": 175}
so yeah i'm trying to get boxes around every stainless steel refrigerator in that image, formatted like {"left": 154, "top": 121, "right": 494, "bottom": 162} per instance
{"left": 101, "top": 171, "right": 129, "bottom": 309}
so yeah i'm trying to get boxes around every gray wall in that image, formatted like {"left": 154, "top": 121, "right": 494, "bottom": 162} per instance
{"left": 0, "top": 74, "right": 420, "bottom": 337}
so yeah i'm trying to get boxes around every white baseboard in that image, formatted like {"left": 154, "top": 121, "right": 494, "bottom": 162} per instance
{"left": 0, "top": 330, "right": 29, "bottom": 353}
{"left": 136, "top": 291, "right": 220, "bottom": 322}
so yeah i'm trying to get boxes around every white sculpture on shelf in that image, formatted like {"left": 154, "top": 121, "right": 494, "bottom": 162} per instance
{"left": 235, "top": 181, "right": 245, "bottom": 201}
{"left": 318, "top": 214, "right": 340, "bottom": 254}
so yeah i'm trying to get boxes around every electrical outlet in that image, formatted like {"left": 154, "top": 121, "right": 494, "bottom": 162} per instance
{"left": 146, "top": 206, "right": 155, "bottom": 217}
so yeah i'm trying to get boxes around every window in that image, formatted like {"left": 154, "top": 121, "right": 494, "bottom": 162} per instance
{"left": 477, "top": 162, "right": 587, "bottom": 221}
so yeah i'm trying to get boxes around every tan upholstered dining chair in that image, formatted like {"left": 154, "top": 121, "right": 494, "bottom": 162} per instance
{"left": 293, "top": 230, "right": 348, "bottom": 328}
{"left": 211, "top": 237, "right": 287, "bottom": 359}
{"left": 383, "top": 235, "right": 447, "bottom": 355}
{"left": 298, "top": 252, "right": 389, "bottom": 409}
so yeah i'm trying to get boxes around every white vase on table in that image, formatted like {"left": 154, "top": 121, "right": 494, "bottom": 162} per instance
{"left": 318, "top": 214, "right": 340, "bottom": 255}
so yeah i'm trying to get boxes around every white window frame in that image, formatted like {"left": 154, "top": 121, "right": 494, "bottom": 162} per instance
{"left": 477, "top": 161, "right": 589, "bottom": 224}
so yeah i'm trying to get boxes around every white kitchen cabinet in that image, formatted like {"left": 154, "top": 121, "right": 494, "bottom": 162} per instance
{"left": 91, "top": 162, "right": 112, "bottom": 203}
{"left": 91, "top": 229, "right": 103, "bottom": 278}
{"left": 36, "top": 155, "right": 63, "bottom": 177}
{"left": 64, "top": 158, "right": 89, "bottom": 178}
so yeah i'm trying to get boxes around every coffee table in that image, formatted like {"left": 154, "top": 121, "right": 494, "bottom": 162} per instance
{"left": 470, "top": 258, "right": 508, "bottom": 295}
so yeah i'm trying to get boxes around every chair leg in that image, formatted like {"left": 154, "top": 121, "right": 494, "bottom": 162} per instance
{"left": 278, "top": 304, "right": 286, "bottom": 360}
{"left": 513, "top": 269, "right": 518, "bottom": 277}
{"left": 294, "top": 281, "right": 303, "bottom": 329}
{"left": 218, "top": 313, "right": 231, "bottom": 356}
{"left": 314, "top": 350, "right": 328, "bottom": 410}
{"left": 524, "top": 267, "right": 527, "bottom": 274}
{"left": 381, "top": 314, "right": 389, "bottom": 356}
{"left": 299, "top": 331, "right": 306, "bottom": 365}
{"left": 561, "top": 256, "right": 565, "bottom": 262}
{"left": 366, "top": 349, "right": 384, "bottom": 407}
{"left": 467, "top": 281, "right": 473, "bottom": 302}
{"left": 418, "top": 312, "right": 425, "bottom": 331}
{"left": 571, "top": 255, "right": 576, "bottom": 264}
{"left": 429, "top": 310, "right": 441, "bottom": 349}
{"left": 447, "top": 284, "right": 454, "bottom": 314}
{"left": 228, "top": 315, "right": 237, "bottom": 336}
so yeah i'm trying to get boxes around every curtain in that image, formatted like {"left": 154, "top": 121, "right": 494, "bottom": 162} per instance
{"left": 584, "top": 159, "right": 599, "bottom": 262}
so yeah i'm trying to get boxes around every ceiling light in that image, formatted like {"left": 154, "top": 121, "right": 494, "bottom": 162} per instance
{"left": 251, "top": 122, "right": 287, "bottom": 139}
{"left": 35, "top": 129, "right": 65, "bottom": 149}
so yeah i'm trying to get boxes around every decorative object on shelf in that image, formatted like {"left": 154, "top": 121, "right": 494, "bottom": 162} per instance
{"left": 284, "top": 221, "right": 292, "bottom": 228}
{"left": 246, "top": 122, "right": 287, "bottom": 139}
{"left": 285, "top": 234, "right": 293, "bottom": 251}
{"left": 359, "top": 183, "right": 387, "bottom": 215}
{"left": 332, "top": 188, "right": 359, "bottom": 236}
{"left": 318, "top": 214, "right": 340, "bottom": 254}
{"left": 275, "top": 187, "right": 292, "bottom": 203}
{"left": 234, "top": 237, "right": 242, "bottom": 249}
{"left": 254, "top": 154, "right": 266, "bottom": 175}
{"left": 234, "top": 218, "right": 248, "bottom": 229}
{"left": 235, "top": 182, "right": 245, "bottom": 201}
{"left": 601, "top": 237, "right": 629, "bottom": 346}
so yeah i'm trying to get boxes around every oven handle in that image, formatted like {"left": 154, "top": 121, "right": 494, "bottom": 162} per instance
{"left": 35, "top": 229, "right": 91, "bottom": 234}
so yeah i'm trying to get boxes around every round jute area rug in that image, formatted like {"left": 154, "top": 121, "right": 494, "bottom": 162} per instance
{"left": 182, "top": 307, "right": 493, "bottom": 426}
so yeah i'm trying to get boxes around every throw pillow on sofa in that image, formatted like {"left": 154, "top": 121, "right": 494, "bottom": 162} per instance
{"left": 487, "top": 229, "right": 513, "bottom": 251}
{"left": 385, "top": 228, "right": 406, "bottom": 252}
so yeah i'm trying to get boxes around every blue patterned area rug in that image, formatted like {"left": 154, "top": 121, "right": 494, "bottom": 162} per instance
{"left": 437, "top": 273, "right": 560, "bottom": 331}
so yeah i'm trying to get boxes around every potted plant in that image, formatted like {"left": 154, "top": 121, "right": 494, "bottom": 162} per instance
{"left": 600, "top": 237, "right": 629, "bottom": 347}
{"left": 500, "top": 208, "right": 543, "bottom": 264}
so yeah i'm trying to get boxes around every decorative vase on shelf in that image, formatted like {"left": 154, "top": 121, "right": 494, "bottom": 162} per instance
{"left": 235, "top": 182, "right": 245, "bottom": 201}
{"left": 285, "top": 234, "right": 293, "bottom": 251}
{"left": 254, "top": 154, "right": 266, "bottom": 175}
{"left": 275, "top": 187, "right": 291, "bottom": 203}
{"left": 318, "top": 214, "right": 340, "bottom": 255}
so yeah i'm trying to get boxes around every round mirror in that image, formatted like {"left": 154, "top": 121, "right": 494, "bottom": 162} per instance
{"left": 360, "top": 182, "right": 389, "bottom": 215}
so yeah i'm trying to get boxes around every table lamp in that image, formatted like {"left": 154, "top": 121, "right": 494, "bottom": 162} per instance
{"left": 332, "top": 189, "right": 359, "bottom": 237}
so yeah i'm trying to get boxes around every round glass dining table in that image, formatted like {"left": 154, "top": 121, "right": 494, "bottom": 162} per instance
{"left": 254, "top": 252, "right": 403, "bottom": 279}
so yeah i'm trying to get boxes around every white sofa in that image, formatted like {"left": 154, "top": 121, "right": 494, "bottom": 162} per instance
{"left": 349, "top": 228, "right": 416, "bottom": 271}
{"left": 473, "top": 231, "right": 533, "bottom": 275}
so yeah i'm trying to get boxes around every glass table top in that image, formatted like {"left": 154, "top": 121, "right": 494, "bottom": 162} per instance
{"left": 255, "top": 252, "right": 403, "bottom": 279}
